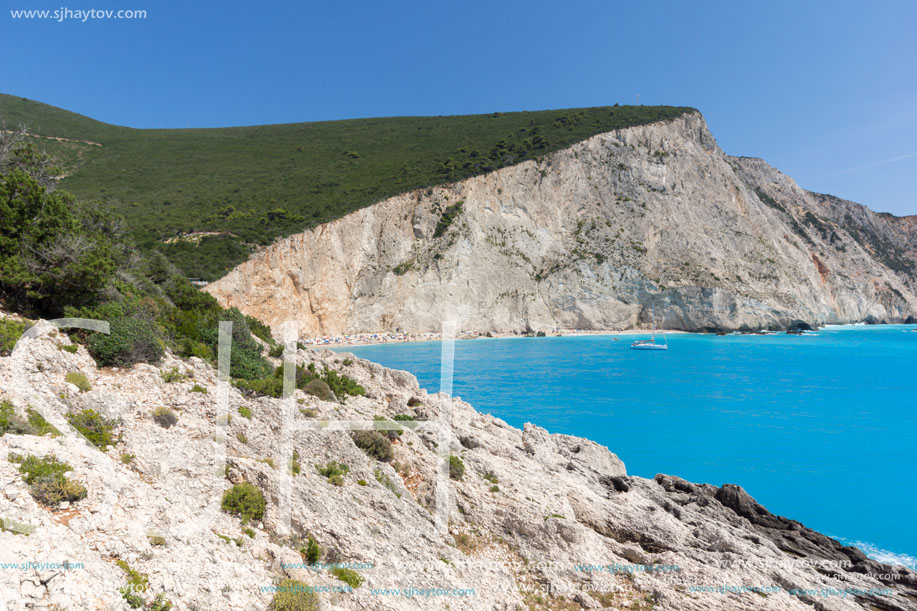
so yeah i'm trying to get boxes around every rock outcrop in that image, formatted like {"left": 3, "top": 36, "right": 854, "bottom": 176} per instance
{"left": 2, "top": 313, "right": 916, "bottom": 610}
{"left": 206, "top": 112, "right": 917, "bottom": 336}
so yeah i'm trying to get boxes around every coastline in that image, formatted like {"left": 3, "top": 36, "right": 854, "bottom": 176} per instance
{"left": 300, "top": 327, "right": 690, "bottom": 348}
{"left": 302, "top": 322, "right": 917, "bottom": 348}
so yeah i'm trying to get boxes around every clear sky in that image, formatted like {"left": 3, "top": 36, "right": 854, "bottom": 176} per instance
{"left": 2, "top": 0, "right": 916, "bottom": 215}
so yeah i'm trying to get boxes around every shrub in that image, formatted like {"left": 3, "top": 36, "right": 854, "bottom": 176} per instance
{"left": 303, "top": 379, "right": 333, "bottom": 401}
{"left": 220, "top": 482, "right": 266, "bottom": 525}
{"left": 290, "top": 449, "right": 301, "bottom": 475}
{"left": 269, "top": 578, "right": 319, "bottom": 611}
{"left": 26, "top": 407, "right": 59, "bottom": 436}
{"left": 190, "top": 383, "right": 207, "bottom": 393}
{"left": 66, "top": 409, "right": 117, "bottom": 449}
{"left": 302, "top": 535, "right": 321, "bottom": 564}
{"left": 299, "top": 408, "right": 317, "bottom": 418}
{"left": 238, "top": 405, "right": 252, "bottom": 419}
{"left": 350, "top": 431, "right": 393, "bottom": 462}
{"left": 88, "top": 317, "right": 164, "bottom": 367}
{"left": 448, "top": 455, "right": 465, "bottom": 480}
{"left": 59, "top": 343, "right": 79, "bottom": 354}
{"left": 433, "top": 202, "right": 464, "bottom": 238}
{"left": 148, "top": 534, "right": 166, "bottom": 546}
{"left": 483, "top": 471, "right": 498, "bottom": 484}
{"left": 9, "top": 453, "right": 87, "bottom": 508}
{"left": 374, "top": 467, "right": 401, "bottom": 498}
{"left": 331, "top": 567, "right": 363, "bottom": 588}
{"left": 321, "top": 369, "right": 364, "bottom": 399}
{"left": 160, "top": 367, "right": 187, "bottom": 383}
{"left": 237, "top": 432, "right": 248, "bottom": 444}
{"left": 243, "top": 527, "right": 256, "bottom": 538}
{"left": 374, "top": 415, "right": 400, "bottom": 439}
{"left": 0, "top": 318, "right": 27, "bottom": 356}
{"left": 121, "top": 453, "right": 134, "bottom": 464}
{"left": 148, "top": 594, "right": 173, "bottom": 611}
{"left": 116, "top": 559, "right": 149, "bottom": 608}
{"left": 490, "top": 485, "right": 499, "bottom": 493}
{"left": 357, "top": 479, "right": 367, "bottom": 486}
{"left": 234, "top": 376, "right": 283, "bottom": 398}
{"left": 407, "top": 397, "right": 422, "bottom": 407}
{"left": 152, "top": 406, "right": 178, "bottom": 428}
{"left": 65, "top": 372, "right": 91, "bottom": 392}
{"left": 392, "top": 413, "right": 418, "bottom": 430}
{"left": 0, "top": 400, "right": 29, "bottom": 435}
{"left": 316, "top": 461, "right": 349, "bottom": 485}
{"left": 268, "top": 343, "right": 284, "bottom": 358}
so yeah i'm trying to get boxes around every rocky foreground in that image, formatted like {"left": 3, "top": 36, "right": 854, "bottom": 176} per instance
{"left": 1, "top": 317, "right": 916, "bottom": 610}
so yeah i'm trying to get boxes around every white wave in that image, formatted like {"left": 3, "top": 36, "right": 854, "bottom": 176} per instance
{"left": 833, "top": 536, "right": 917, "bottom": 570}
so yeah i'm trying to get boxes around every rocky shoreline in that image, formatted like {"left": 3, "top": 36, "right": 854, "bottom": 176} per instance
{"left": 2, "top": 315, "right": 916, "bottom": 610}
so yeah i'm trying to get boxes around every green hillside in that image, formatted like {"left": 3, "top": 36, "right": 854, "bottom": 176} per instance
{"left": 0, "top": 94, "right": 693, "bottom": 280}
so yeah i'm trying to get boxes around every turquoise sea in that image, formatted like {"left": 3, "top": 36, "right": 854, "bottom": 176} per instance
{"left": 336, "top": 325, "right": 917, "bottom": 568}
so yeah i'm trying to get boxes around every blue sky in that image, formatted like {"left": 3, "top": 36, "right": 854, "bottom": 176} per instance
{"left": 2, "top": 0, "right": 916, "bottom": 215}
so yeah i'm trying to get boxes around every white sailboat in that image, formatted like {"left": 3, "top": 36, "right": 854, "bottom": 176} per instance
{"left": 631, "top": 302, "right": 668, "bottom": 351}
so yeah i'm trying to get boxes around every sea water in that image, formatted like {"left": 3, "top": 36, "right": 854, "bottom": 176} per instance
{"left": 335, "top": 325, "right": 917, "bottom": 568}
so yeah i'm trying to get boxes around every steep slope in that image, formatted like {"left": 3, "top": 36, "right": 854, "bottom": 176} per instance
{"left": 206, "top": 112, "right": 917, "bottom": 336}
{"left": 0, "top": 93, "right": 690, "bottom": 279}
{"left": 2, "top": 312, "right": 916, "bottom": 610}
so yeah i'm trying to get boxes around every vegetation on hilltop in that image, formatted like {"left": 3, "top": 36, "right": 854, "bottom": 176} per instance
{"left": 0, "top": 136, "right": 363, "bottom": 402}
{"left": 0, "top": 94, "right": 693, "bottom": 279}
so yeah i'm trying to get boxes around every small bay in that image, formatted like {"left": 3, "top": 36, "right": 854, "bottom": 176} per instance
{"left": 336, "top": 325, "right": 917, "bottom": 568}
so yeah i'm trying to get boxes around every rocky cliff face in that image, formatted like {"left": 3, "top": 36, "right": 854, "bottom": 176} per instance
{"left": 206, "top": 112, "right": 917, "bottom": 336}
{"left": 2, "top": 313, "right": 916, "bottom": 610}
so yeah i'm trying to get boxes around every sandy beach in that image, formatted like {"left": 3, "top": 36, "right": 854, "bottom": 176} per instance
{"left": 300, "top": 327, "right": 689, "bottom": 348}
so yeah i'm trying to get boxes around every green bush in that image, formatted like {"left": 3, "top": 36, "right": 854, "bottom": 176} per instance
{"left": 0, "top": 169, "right": 123, "bottom": 314}
{"left": 0, "top": 318, "right": 27, "bottom": 356}
{"left": 190, "top": 383, "right": 207, "bottom": 393}
{"left": 321, "top": 369, "right": 364, "bottom": 398}
{"left": 302, "top": 535, "right": 321, "bottom": 564}
{"left": 65, "top": 372, "right": 91, "bottom": 392}
{"left": 115, "top": 559, "right": 149, "bottom": 608}
{"left": 8, "top": 453, "right": 87, "bottom": 508}
{"left": 152, "top": 406, "right": 178, "bottom": 428}
{"left": 433, "top": 202, "right": 464, "bottom": 238}
{"left": 59, "top": 343, "right": 79, "bottom": 353}
{"left": 269, "top": 578, "right": 319, "bottom": 611}
{"left": 88, "top": 316, "right": 163, "bottom": 367}
{"left": 447, "top": 455, "right": 465, "bottom": 480}
{"left": 66, "top": 409, "right": 117, "bottom": 449}
{"left": 315, "top": 461, "right": 349, "bottom": 485}
{"left": 0, "top": 400, "right": 30, "bottom": 435}
{"left": 303, "top": 379, "right": 334, "bottom": 401}
{"left": 148, "top": 594, "right": 173, "bottom": 611}
{"left": 160, "top": 367, "right": 187, "bottom": 383}
{"left": 350, "top": 430, "right": 393, "bottom": 462}
{"left": 331, "top": 567, "right": 363, "bottom": 588}
{"left": 237, "top": 405, "right": 252, "bottom": 419}
{"left": 234, "top": 375, "right": 284, "bottom": 398}
{"left": 26, "top": 407, "right": 59, "bottom": 436}
{"left": 220, "top": 482, "right": 266, "bottom": 525}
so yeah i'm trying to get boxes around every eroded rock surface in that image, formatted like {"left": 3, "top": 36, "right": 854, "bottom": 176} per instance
{"left": 1, "top": 316, "right": 916, "bottom": 610}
